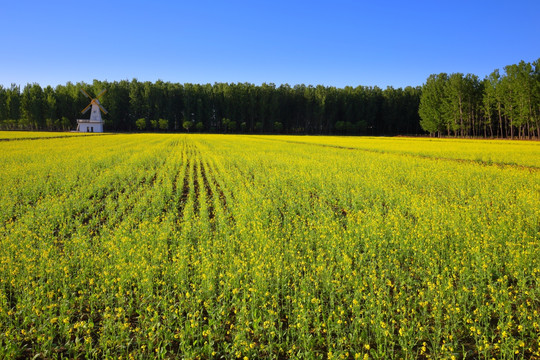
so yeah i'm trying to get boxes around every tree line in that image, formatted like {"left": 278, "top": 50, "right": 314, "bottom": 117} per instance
{"left": 0, "top": 80, "right": 422, "bottom": 135}
{"left": 1, "top": 59, "right": 537, "bottom": 138}
{"left": 419, "top": 59, "right": 540, "bottom": 139}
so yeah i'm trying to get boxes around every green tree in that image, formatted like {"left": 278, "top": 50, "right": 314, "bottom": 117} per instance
{"left": 105, "top": 80, "right": 131, "bottom": 131}
{"left": 0, "top": 86, "right": 8, "bottom": 124}
{"left": 222, "top": 118, "right": 230, "bottom": 133}
{"left": 129, "top": 79, "right": 147, "bottom": 125}
{"left": 21, "top": 83, "right": 45, "bottom": 130}
{"left": 482, "top": 75, "right": 496, "bottom": 137}
{"left": 158, "top": 119, "right": 168, "bottom": 131}
{"left": 44, "top": 85, "right": 57, "bottom": 128}
{"left": 7, "top": 84, "right": 21, "bottom": 124}
{"left": 533, "top": 58, "right": 540, "bottom": 138}
{"left": 484, "top": 70, "right": 506, "bottom": 137}
{"left": 503, "top": 61, "right": 536, "bottom": 138}
{"left": 443, "top": 73, "right": 466, "bottom": 136}
{"left": 61, "top": 116, "right": 71, "bottom": 131}
{"left": 54, "top": 82, "right": 78, "bottom": 130}
{"left": 255, "top": 121, "right": 263, "bottom": 133}
{"left": 335, "top": 121, "right": 345, "bottom": 134}
{"left": 419, "top": 73, "right": 448, "bottom": 136}
{"left": 227, "top": 120, "right": 237, "bottom": 132}
{"left": 135, "top": 118, "right": 146, "bottom": 131}
{"left": 183, "top": 120, "right": 193, "bottom": 132}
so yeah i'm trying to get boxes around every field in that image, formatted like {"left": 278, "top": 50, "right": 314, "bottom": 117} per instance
{"left": 0, "top": 133, "right": 539, "bottom": 359}
{"left": 0, "top": 131, "right": 105, "bottom": 141}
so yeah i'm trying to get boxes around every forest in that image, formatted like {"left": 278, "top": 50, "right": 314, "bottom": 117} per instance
{"left": 0, "top": 59, "right": 537, "bottom": 137}
{"left": 0, "top": 81, "right": 422, "bottom": 135}
{"left": 419, "top": 59, "right": 540, "bottom": 139}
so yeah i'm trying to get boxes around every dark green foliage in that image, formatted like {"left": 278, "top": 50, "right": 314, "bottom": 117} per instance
{"left": 0, "top": 86, "right": 7, "bottom": 121}
{"left": 273, "top": 121, "right": 283, "bottom": 133}
{"left": 21, "top": 83, "right": 45, "bottom": 130}
{"left": 135, "top": 118, "right": 146, "bottom": 131}
{"left": 158, "top": 119, "right": 168, "bottom": 131}
{"left": 0, "top": 80, "right": 422, "bottom": 135}
{"left": 182, "top": 120, "right": 193, "bottom": 132}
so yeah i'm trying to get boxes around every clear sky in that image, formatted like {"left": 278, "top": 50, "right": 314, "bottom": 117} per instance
{"left": 1, "top": 0, "right": 538, "bottom": 89}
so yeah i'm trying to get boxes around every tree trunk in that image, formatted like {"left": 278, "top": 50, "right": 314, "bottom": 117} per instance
{"left": 458, "top": 95, "right": 464, "bottom": 137}
{"left": 510, "top": 118, "right": 514, "bottom": 139}
{"left": 497, "top": 103, "right": 503, "bottom": 138}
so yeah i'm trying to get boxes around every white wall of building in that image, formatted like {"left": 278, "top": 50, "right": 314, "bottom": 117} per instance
{"left": 77, "top": 123, "right": 103, "bottom": 133}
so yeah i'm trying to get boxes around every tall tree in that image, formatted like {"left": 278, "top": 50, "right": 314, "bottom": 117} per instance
{"left": 129, "top": 79, "right": 147, "bottom": 125}
{"left": 7, "top": 84, "right": 21, "bottom": 123}
{"left": 43, "top": 85, "right": 58, "bottom": 128}
{"left": 21, "top": 83, "right": 45, "bottom": 130}
{"left": 419, "top": 73, "right": 448, "bottom": 136}
{"left": 0, "top": 86, "right": 8, "bottom": 122}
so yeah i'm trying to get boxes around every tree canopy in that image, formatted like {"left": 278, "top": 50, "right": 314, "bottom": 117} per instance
{"left": 419, "top": 59, "right": 540, "bottom": 138}
{"left": 0, "top": 80, "right": 421, "bottom": 135}
{"left": 1, "top": 59, "right": 538, "bottom": 138}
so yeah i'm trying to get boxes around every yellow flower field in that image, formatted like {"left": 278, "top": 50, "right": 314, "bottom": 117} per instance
{"left": 0, "top": 134, "right": 538, "bottom": 359}
{"left": 253, "top": 135, "right": 540, "bottom": 168}
{"left": 0, "top": 131, "right": 106, "bottom": 141}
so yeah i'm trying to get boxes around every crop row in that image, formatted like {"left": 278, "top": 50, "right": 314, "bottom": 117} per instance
{"left": 252, "top": 135, "right": 540, "bottom": 168}
{"left": 0, "top": 134, "right": 539, "bottom": 359}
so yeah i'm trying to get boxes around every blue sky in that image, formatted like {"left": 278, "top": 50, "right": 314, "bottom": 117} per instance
{"left": 1, "top": 0, "right": 538, "bottom": 89}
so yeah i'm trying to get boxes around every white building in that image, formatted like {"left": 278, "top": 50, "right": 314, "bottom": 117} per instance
{"left": 77, "top": 89, "right": 107, "bottom": 133}
{"left": 77, "top": 119, "right": 103, "bottom": 133}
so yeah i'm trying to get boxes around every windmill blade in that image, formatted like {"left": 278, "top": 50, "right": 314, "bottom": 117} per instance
{"left": 98, "top": 103, "right": 108, "bottom": 114}
{"left": 81, "top": 103, "right": 92, "bottom": 114}
{"left": 80, "top": 88, "right": 92, "bottom": 99}
{"left": 96, "top": 89, "right": 107, "bottom": 99}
